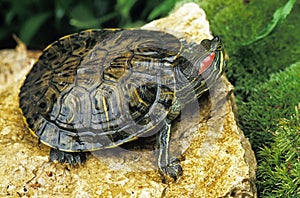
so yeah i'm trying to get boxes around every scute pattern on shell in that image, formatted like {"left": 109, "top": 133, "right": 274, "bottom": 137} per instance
{"left": 19, "top": 29, "right": 182, "bottom": 151}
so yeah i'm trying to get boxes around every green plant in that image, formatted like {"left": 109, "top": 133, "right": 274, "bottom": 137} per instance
{"left": 257, "top": 104, "right": 300, "bottom": 197}
{"left": 238, "top": 62, "right": 300, "bottom": 151}
{"left": 243, "top": 0, "right": 297, "bottom": 45}
{"left": 0, "top": 0, "right": 176, "bottom": 48}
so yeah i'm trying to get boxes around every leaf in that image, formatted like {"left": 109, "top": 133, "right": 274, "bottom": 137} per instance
{"left": 69, "top": 3, "right": 95, "bottom": 22}
{"left": 19, "top": 12, "right": 51, "bottom": 44}
{"left": 243, "top": 0, "right": 297, "bottom": 45}
{"left": 70, "top": 13, "right": 118, "bottom": 29}
{"left": 147, "top": 0, "right": 176, "bottom": 20}
{"left": 115, "top": 0, "right": 137, "bottom": 22}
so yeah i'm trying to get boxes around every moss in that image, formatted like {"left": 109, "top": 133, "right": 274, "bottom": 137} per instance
{"left": 236, "top": 61, "right": 300, "bottom": 196}
{"left": 239, "top": 62, "right": 300, "bottom": 150}
{"left": 257, "top": 104, "right": 300, "bottom": 197}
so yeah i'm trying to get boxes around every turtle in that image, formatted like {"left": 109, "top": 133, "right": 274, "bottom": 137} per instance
{"left": 19, "top": 29, "right": 225, "bottom": 181}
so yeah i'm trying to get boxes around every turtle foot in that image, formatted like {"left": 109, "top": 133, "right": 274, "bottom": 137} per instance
{"left": 50, "top": 148, "right": 88, "bottom": 165}
{"left": 160, "top": 158, "right": 183, "bottom": 183}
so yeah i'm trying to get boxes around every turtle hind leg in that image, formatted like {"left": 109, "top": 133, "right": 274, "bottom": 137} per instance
{"left": 50, "top": 148, "right": 88, "bottom": 165}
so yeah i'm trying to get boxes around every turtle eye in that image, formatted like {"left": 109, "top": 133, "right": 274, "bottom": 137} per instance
{"left": 216, "top": 44, "right": 223, "bottom": 51}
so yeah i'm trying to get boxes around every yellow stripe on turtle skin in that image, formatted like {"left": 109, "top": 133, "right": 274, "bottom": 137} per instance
{"left": 218, "top": 50, "right": 224, "bottom": 73}
{"left": 157, "top": 121, "right": 171, "bottom": 175}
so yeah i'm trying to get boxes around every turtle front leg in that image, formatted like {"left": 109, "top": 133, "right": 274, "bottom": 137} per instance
{"left": 50, "top": 148, "right": 88, "bottom": 166}
{"left": 157, "top": 119, "right": 183, "bottom": 182}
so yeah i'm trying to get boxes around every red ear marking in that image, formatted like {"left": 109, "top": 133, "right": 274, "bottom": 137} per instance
{"left": 198, "top": 52, "right": 215, "bottom": 75}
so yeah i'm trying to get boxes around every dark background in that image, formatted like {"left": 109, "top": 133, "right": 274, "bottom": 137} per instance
{"left": 0, "top": 0, "right": 176, "bottom": 49}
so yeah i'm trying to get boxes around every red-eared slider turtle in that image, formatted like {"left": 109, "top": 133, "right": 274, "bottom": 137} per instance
{"left": 19, "top": 29, "right": 225, "bottom": 181}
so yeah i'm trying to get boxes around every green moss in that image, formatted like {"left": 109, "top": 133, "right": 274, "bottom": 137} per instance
{"left": 239, "top": 62, "right": 300, "bottom": 197}
{"left": 257, "top": 104, "right": 300, "bottom": 197}
{"left": 239, "top": 62, "right": 300, "bottom": 151}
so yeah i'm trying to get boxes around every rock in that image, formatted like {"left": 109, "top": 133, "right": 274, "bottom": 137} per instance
{"left": 0, "top": 3, "right": 257, "bottom": 197}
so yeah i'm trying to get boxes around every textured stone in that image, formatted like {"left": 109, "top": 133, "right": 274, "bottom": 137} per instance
{"left": 0, "top": 3, "right": 257, "bottom": 197}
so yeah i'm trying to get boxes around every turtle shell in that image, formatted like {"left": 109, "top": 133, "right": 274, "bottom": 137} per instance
{"left": 19, "top": 29, "right": 183, "bottom": 152}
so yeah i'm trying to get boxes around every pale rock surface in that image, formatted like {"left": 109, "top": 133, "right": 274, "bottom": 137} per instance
{"left": 0, "top": 3, "right": 257, "bottom": 197}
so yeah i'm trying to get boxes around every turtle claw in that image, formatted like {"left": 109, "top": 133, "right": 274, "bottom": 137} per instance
{"left": 50, "top": 148, "right": 88, "bottom": 166}
{"left": 160, "top": 158, "right": 183, "bottom": 183}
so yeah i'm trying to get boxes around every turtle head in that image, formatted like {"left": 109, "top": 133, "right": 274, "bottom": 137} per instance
{"left": 175, "top": 36, "right": 225, "bottom": 102}
{"left": 192, "top": 36, "right": 225, "bottom": 97}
